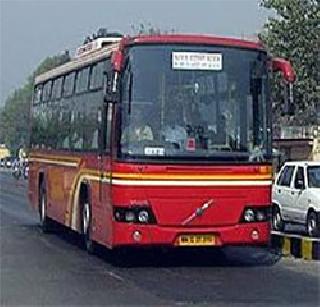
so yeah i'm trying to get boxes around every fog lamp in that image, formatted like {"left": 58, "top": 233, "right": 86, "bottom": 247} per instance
{"left": 251, "top": 229, "right": 259, "bottom": 240}
{"left": 133, "top": 230, "right": 142, "bottom": 242}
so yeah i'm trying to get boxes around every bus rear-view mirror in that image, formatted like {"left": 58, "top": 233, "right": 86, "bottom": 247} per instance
{"left": 272, "top": 57, "right": 296, "bottom": 83}
{"left": 272, "top": 57, "right": 296, "bottom": 116}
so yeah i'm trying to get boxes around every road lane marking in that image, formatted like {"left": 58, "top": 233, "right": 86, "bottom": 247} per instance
{"left": 104, "top": 270, "right": 125, "bottom": 282}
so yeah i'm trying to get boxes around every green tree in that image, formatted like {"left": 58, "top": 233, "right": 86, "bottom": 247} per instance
{"left": 260, "top": 0, "right": 319, "bottom": 125}
{"left": 130, "top": 23, "right": 175, "bottom": 35}
{"left": 0, "top": 52, "right": 70, "bottom": 152}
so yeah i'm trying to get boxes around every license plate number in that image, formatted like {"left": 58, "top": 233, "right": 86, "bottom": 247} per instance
{"left": 178, "top": 234, "right": 215, "bottom": 246}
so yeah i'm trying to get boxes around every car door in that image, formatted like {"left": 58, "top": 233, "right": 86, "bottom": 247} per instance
{"left": 273, "top": 167, "right": 286, "bottom": 208}
{"left": 275, "top": 165, "right": 295, "bottom": 221}
{"left": 289, "top": 166, "right": 308, "bottom": 223}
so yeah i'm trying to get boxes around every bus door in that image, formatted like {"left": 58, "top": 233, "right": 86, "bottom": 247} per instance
{"left": 96, "top": 73, "right": 114, "bottom": 245}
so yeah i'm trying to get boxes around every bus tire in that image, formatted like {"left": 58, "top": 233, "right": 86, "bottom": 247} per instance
{"left": 39, "top": 182, "right": 53, "bottom": 233}
{"left": 81, "top": 199, "right": 95, "bottom": 254}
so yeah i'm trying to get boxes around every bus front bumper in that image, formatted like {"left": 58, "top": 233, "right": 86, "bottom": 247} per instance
{"left": 111, "top": 222, "right": 271, "bottom": 247}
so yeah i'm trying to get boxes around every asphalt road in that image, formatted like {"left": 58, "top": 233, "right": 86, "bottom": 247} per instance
{"left": 0, "top": 170, "right": 319, "bottom": 306}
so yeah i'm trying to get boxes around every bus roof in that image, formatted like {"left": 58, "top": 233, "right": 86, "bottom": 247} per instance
{"left": 125, "top": 34, "right": 264, "bottom": 51}
{"left": 34, "top": 43, "right": 119, "bottom": 85}
{"left": 35, "top": 34, "right": 264, "bottom": 85}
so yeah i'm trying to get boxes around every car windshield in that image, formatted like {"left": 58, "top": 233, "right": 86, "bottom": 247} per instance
{"left": 119, "top": 45, "right": 271, "bottom": 162}
{"left": 307, "top": 166, "right": 320, "bottom": 188}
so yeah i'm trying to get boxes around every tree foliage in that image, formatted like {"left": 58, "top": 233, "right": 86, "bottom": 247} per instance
{"left": 130, "top": 23, "right": 175, "bottom": 35}
{"left": 259, "top": 0, "right": 319, "bottom": 125}
{"left": 0, "top": 52, "right": 70, "bottom": 151}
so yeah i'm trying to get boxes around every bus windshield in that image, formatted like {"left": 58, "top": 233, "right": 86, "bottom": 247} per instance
{"left": 119, "top": 45, "right": 271, "bottom": 162}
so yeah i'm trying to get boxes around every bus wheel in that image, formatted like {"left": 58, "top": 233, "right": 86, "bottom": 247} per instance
{"left": 39, "top": 183, "right": 53, "bottom": 233}
{"left": 81, "top": 201, "right": 95, "bottom": 254}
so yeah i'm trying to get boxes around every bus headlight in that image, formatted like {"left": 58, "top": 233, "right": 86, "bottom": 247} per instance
{"left": 125, "top": 211, "right": 135, "bottom": 222}
{"left": 113, "top": 207, "right": 157, "bottom": 224}
{"left": 241, "top": 207, "right": 271, "bottom": 222}
{"left": 243, "top": 209, "right": 255, "bottom": 222}
{"left": 138, "top": 210, "right": 149, "bottom": 223}
{"left": 256, "top": 211, "right": 266, "bottom": 221}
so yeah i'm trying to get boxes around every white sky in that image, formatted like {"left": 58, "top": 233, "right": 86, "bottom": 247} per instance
{"left": 0, "top": 0, "right": 271, "bottom": 104}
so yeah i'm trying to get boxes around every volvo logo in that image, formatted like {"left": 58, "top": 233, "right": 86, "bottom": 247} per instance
{"left": 181, "top": 199, "right": 214, "bottom": 225}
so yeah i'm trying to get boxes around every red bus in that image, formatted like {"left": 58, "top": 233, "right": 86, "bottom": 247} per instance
{"left": 28, "top": 31, "right": 295, "bottom": 252}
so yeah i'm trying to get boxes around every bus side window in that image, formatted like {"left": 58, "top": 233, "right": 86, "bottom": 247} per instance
{"left": 56, "top": 110, "right": 63, "bottom": 148}
{"left": 49, "top": 101, "right": 59, "bottom": 149}
{"left": 34, "top": 84, "right": 43, "bottom": 105}
{"left": 60, "top": 110, "right": 71, "bottom": 150}
{"left": 31, "top": 105, "right": 40, "bottom": 147}
{"left": 89, "top": 61, "right": 104, "bottom": 90}
{"left": 70, "top": 110, "right": 84, "bottom": 150}
{"left": 104, "top": 60, "right": 113, "bottom": 151}
{"left": 52, "top": 77, "right": 63, "bottom": 101}
{"left": 38, "top": 102, "right": 47, "bottom": 148}
{"left": 76, "top": 67, "right": 90, "bottom": 94}
{"left": 42, "top": 80, "right": 52, "bottom": 103}
{"left": 91, "top": 129, "right": 98, "bottom": 149}
{"left": 63, "top": 72, "right": 76, "bottom": 97}
{"left": 83, "top": 98, "right": 99, "bottom": 150}
{"left": 105, "top": 104, "right": 113, "bottom": 151}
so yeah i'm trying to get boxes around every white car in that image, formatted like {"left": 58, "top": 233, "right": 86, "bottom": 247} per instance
{"left": 272, "top": 161, "right": 320, "bottom": 237}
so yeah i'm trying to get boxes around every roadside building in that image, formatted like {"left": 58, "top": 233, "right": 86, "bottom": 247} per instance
{"left": 273, "top": 126, "right": 320, "bottom": 170}
{"left": 0, "top": 144, "right": 10, "bottom": 159}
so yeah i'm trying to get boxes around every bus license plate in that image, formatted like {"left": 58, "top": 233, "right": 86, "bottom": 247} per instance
{"left": 178, "top": 234, "right": 215, "bottom": 246}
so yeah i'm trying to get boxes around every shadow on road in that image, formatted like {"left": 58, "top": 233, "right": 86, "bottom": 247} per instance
{"left": 34, "top": 221, "right": 281, "bottom": 268}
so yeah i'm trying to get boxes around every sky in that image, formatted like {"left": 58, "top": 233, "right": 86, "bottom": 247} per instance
{"left": 0, "top": 0, "right": 271, "bottom": 105}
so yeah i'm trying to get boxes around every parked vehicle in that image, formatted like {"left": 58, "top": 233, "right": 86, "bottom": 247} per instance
{"left": 272, "top": 161, "right": 320, "bottom": 237}
{"left": 5, "top": 157, "right": 13, "bottom": 168}
{"left": 11, "top": 158, "right": 18, "bottom": 170}
{"left": 0, "top": 159, "right": 4, "bottom": 167}
{"left": 23, "top": 158, "right": 29, "bottom": 179}
{"left": 11, "top": 159, "right": 28, "bottom": 180}
{"left": 12, "top": 161, "right": 21, "bottom": 180}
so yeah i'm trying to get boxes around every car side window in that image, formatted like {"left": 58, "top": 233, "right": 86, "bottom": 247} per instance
{"left": 294, "top": 167, "right": 305, "bottom": 190}
{"left": 276, "top": 168, "right": 285, "bottom": 185}
{"left": 278, "top": 166, "right": 295, "bottom": 187}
